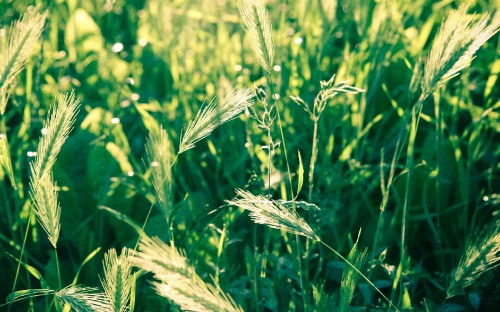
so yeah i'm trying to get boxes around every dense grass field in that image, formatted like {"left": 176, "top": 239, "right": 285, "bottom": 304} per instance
{"left": 1, "top": 0, "right": 499, "bottom": 311}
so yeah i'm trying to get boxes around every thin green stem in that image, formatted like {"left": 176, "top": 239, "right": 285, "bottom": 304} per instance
{"left": 54, "top": 248, "right": 61, "bottom": 290}
{"left": 308, "top": 119, "right": 319, "bottom": 202}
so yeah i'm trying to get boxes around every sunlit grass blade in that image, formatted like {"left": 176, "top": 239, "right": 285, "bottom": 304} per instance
{"left": 145, "top": 126, "right": 173, "bottom": 221}
{"left": 30, "top": 173, "right": 60, "bottom": 248}
{"left": 226, "top": 189, "right": 317, "bottom": 239}
{"left": 31, "top": 90, "right": 80, "bottom": 179}
{"left": 0, "top": 8, "right": 47, "bottom": 115}
{"left": 447, "top": 220, "right": 500, "bottom": 298}
{"left": 133, "top": 236, "right": 243, "bottom": 312}
{"left": 416, "top": 5, "right": 500, "bottom": 100}
{"left": 179, "top": 87, "right": 253, "bottom": 154}
{"left": 237, "top": 0, "right": 274, "bottom": 73}
{"left": 55, "top": 285, "right": 112, "bottom": 312}
{"left": 100, "top": 248, "right": 133, "bottom": 312}
{"left": 339, "top": 237, "right": 368, "bottom": 312}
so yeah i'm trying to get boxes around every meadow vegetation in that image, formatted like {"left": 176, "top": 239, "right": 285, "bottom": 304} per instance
{"left": 0, "top": 0, "right": 499, "bottom": 311}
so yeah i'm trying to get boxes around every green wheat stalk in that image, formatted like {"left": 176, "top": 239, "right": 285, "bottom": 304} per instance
{"left": 227, "top": 189, "right": 398, "bottom": 310}
{"left": 447, "top": 220, "right": 500, "bottom": 298}
{"left": 145, "top": 126, "right": 174, "bottom": 222}
{"left": 411, "top": 5, "right": 500, "bottom": 102}
{"left": 179, "top": 87, "right": 253, "bottom": 154}
{"left": 31, "top": 90, "right": 80, "bottom": 179}
{"left": 99, "top": 248, "right": 133, "bottom": 312}
{"left": 55, "top": 285, "right": 113, "bottom": 312}
{"left": 133, "top": 236, "right": 244, "bottom": 312}
{"left": 237, "top": 0, "right": 274, "bottom": 73}
{"left": 0, "top": 9, "right": 47, "bottom": 115}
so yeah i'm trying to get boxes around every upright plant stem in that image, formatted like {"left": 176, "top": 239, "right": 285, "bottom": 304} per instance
{"left": 308, "top": 119, "right": 319, "bottom": 201}
{"left": 54, "top": 248, "right": 62, "bottom": 290}
{"left": 267, "top": 74, "right": 308, "bottom": 311}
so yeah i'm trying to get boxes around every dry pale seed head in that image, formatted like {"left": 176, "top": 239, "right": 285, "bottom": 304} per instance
{"left": 30, "top": 173, "right": 60, "bottom": 248}
{"left": 447, "top": 219, "right": 500, "bottom": 298}
{"left": 226, "top": 189, "right": 317, "bottom": 239}
{"left": 418, "top": 5, "right": 500, "bottom": 100}
{"left": 179, "top": 87, "right": 253, "bottom": 154}
{"left": 237, "top": 0, "right": 274, "bottom": 73}
{"left": 145, "top": 126, "right": 173, "bottom": 222}
{"left": 133, "top": 236, "right": 243, "bottom": 312}
{"left": 100, "top": 248, "right": 133, "bottom": 312}
{"left": 0, "top": 9, "right": 47, "bottom": 115}
{"left": 55, "top": 285, "right": 113, "bottom": 312}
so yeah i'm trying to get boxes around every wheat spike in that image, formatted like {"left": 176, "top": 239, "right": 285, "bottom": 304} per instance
{"left": 226, "top": 189, "right": 317, "bottom": 239}
{"left": 55, "top": 285, "right": 113, "bottom": 312}
{"left": 30, "top": 173, "right": 60, "bottom": 248}
{"left": 133, "top": 236, "right": 243, "bottom": 312}
{"left": 100, "top": 248, "right": 133, "bottom": 312}
{"left": 237, "top": 0, "right": 274, "bottom": 73}
{"left": 179, "top": 87, "right": 253, "bottom": 154}
{"left": 31, "top": 90, "right": 80, "bottom": 179}
{"left": 418, "top": 5, "right": 500, "bottom": 100}
{"left": 0, "top": 8, "right": 47, "bottom": 115}
{"left": 145, "top": 126, "right": 173, "bottom": 221}
{"left": 447, "top": 220, "right": 500, "bottom": 298}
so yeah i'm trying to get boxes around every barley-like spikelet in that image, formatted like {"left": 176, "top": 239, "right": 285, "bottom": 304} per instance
{"left": 418, "top": 5, "right": 499, "bottom": 100}
{"left": 145, "top": 126, "right": 173, "bottom": 221}
{"left": 447, "top": 220, "right": 500, "bottom": 298}
{"left": 0, "top": 9, "right": 47, "bottom": 115}
{"left": 179, "top": 87, "right": 253, "bottom": 154}
{"left": 55, "top": 285, "right": 113, "bottom": 312}
{"left": 226, "top": 189, "right": 317, "bottom": 239}
{"left": 100, "top": 248, "right": 133, "bottom": 312}
{"left": 31, "top": 90, "right": 80, "bottom": 179}
{"left": 237, "top": 0, "right": 274, "bottom": 73}
{"left": 30, "top": 173, "right": 60, "bottom": 248}
{"left": 133, "top": 236, "right": 243, "bottom": 312}
{"left": 339, "top": 241, "right": 367, "bottom": 312}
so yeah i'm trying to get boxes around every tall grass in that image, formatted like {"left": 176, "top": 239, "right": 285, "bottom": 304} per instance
{"left": 1, "top": 1, "right": 499, "bottom": 311}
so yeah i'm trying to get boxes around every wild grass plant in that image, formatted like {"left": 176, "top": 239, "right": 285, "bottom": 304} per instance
{"left": 0, "top": 1, "right": 499, "bottom": 311}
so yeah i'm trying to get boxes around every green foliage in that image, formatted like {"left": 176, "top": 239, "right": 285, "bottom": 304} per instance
{"left": 1, "top": 1, "right": 499, "bottom": 311}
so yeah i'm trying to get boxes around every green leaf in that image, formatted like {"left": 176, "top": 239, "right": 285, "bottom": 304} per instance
{"left": 296, "top": 150, "right": 304, "bottom": 199}
{"left": 72, "top": 247, "right": 101, "bottom": 286}
{"left": 6, "top": 288, "right": 54, "bottom": 303}
{"left": 5, "top": 252, "right": 49, "bottom": 288}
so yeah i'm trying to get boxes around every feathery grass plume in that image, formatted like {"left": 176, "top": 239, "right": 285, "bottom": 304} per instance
{"left": 133, "top": 236, "right": 243, "bottom": 312}
{"left": 0, "top": 8, "right": 47, "bottom": 115}
{"left": 447, "top": 219, "right": 500, "bottom": 298}
{"left": 100, "top": 248, "right": 133, "bottom": 312}
{"left": 145, "top": 126, "right": 173, "bottom": 221}
{"left": 55, "top": 285, "right": 113, "bottom": 312}
{"left": 339, "top": 238, "right": 368, "bottom": 312}
{"left": 31, "top": 90, "right": 80, "bottom": 179}
{"left": 226, "top": 189, "right": 317, "bottom": 239}
{"left": 237, "top": 0, "right": 274, "bottom": 73}
{"left": 30, "top": 173, "right": 60, "bottom": 248}
{"left": 417, "top": 5, "right": 500, "bottom": 100}
{"left": 179, "top": 87, "right": 253, "bottom": 154}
